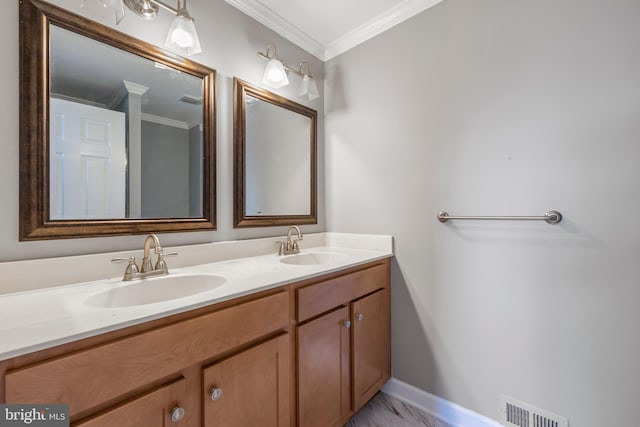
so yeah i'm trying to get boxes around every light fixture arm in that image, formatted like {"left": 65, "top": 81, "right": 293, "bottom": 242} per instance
{"left": 124, "top": 0, "right": 193, "bottom": 18}
{"left": 265, "top": 44, "right": 278, "bottom": 59}
{"left": 298, "top": 61, "right": 312, "bottom": 77}
{"left": 175, "top": 0, "right": 195, "bottom": 20}
{"left": 149, "top": 0, "right": 178, "bottom": 15}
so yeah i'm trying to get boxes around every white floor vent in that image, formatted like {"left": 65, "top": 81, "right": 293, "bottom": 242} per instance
{"left": 499, "top": 395, "right": 568, "bottom": 427}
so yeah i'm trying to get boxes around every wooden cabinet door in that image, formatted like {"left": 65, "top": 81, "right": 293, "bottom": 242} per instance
{"left": 73, "top": 378, "right": 187, "bottom": 427}
{"left": 352, "top": 290, "right": 391, "bottom": 411}
{"left": 202, "top": 334, "right": 290, "bottom": 427}
{"left": 297, "top": 306, "right": 352, "bottom": 427}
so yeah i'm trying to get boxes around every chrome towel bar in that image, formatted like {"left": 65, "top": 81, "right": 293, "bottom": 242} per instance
{"left": 437, "top": 210, "right": 563, "bottom": 225}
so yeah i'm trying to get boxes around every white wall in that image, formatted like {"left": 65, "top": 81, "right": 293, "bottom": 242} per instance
{"left": 325, "top": 0, "right": 640, "bottom": 425}
{"left": 0, "top": 0, "right": 324, "bottom": 262}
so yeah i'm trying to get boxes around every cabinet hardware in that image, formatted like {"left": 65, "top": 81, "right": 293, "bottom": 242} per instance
{"left": 210, "top": 387, "right": 223, "bottom": 401}
{"left": 171, "top": 406, "right": 185, "bottom": 423}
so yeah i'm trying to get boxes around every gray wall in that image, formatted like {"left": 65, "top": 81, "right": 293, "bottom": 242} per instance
{"left": 141, "top": 121, "right": 189, "bottom": 218}
{"left": 325, "top": 0, "right": 640, "bottom": 425}
{"left": 0, "top": 0, "right": 324, "bottom": 261}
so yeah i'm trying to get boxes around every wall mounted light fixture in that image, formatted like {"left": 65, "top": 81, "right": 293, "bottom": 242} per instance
{"left": 257, "top": 44, "right": 320, "bottom": 101}
{"left": 83, "top": 0, "right": 202, "bottom": 56}
{"left": 259, "top": 45, "right": 289, "bottom": 89}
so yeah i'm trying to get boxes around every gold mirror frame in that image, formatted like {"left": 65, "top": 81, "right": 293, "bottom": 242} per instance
{"left": 19, "top": 0, "right": 216, "bottom": 240}
{"left": 233, "top": 78, "right": 317, "bottom": 228}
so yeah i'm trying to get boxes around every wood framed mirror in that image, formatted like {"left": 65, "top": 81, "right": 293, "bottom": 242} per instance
{"left": 19, "top": 0, "right": 216, "bottom": 240}
{"left": 233, "top": 78, "right": 317, "bottom": 228}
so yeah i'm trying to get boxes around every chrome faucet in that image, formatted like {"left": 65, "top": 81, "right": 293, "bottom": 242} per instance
{"left": 111, "top": 234, "right": 177, "bottom": 281}
{"left": 278, "top": 226, "right": 303, "bottom": 255}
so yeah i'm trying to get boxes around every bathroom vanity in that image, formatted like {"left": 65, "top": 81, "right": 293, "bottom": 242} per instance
{"left": 12, "top": 2, "right": 390, "bottom": 424}
{"left": 0, "top": 236, "right": 391, "bottom": 427}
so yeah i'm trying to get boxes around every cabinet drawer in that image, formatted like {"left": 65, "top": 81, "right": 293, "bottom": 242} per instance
{"left": 73, "top": 378, "right": 187, "bottom": 427}
{"left": 5, "top": 291, "right": 289, "bottom": 417}
{"left": 296, "top": 262, "right": 389, "bottom": 322}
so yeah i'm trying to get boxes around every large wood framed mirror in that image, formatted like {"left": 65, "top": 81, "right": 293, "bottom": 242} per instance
{"left": 19, "top": 0, "right": 216, "bottom": 240}
{"left": 233, "top": 78, "right": 317, "bottom": 228}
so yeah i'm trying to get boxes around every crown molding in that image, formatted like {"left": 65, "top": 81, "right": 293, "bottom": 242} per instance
{"left": 50, "top": 93, "right": 108, "bottom": 109}
{"left": 224, "top": 0, "right": 325, "bottom": 60}
{"left": 324, "top": 0, "right": 443, "bottom": 60}
{"left": 225, "top": 0, "right": 443, "bottom": 61}
{"left": 141, "top": 113, "right": 190, "bottom": 130}
{"left": 122, "top": 80, "right": 149, "bottom": 96}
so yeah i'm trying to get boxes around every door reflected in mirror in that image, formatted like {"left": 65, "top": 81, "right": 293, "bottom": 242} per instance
{"left": 49, "top": 25, "right": 204, "bottom": 220}
{"left": 234, "top": 78, "right": 317, "bottom": 228}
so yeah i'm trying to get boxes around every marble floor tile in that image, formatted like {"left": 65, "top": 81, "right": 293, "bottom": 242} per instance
{"left": 345, "top": 392, "right": 454, "bottom": 427}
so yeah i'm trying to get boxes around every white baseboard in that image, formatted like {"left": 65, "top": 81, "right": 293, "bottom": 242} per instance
{"left": 382, "top": 378, "right": 504, "bottom": 427}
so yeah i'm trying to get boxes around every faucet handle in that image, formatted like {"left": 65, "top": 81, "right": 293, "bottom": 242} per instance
{"left": 111, "top": 257, "right": 140, "bottom": 280}
{"left": 275, "top": 241, "right": 285, "bottom": 256}
{"left": 111, "top": 256, "right": 138, "bottom": 267}
{"left": 154, "top": 252, "right": 178, "bottom": 272}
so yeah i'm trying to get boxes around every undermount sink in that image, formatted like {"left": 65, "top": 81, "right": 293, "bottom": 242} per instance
{"left": 86, "top": 274, "right": 227, "bottom": 308}
{"left": 280, "top": 252, "right": 345, "bottom": 266}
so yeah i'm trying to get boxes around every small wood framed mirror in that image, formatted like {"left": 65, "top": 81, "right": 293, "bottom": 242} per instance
{"left": 19, "top": 0, "right": 216, "bottom": 240}
{"left": 233, "top": 78, "right": 317, "bottom": 228}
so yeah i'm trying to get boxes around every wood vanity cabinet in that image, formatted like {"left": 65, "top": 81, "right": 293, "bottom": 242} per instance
{"left": 0, "top": 258, "right": 391, "bottom": 427}
{"left": 295, "top": 260, "right": 391, "bottom": 427}
{"left": 0, "top": 289, "right": 290, "bottom": 427}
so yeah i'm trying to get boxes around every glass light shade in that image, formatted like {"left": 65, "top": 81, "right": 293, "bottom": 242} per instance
{"left": 164, "top": 15, "right": 202, "bottom": 56}
{"left": 85, "top": 0, "right": 126, "bottom": 24}
{"left": 262, "top": 58, "right": 289, "bottom": 89}
{"left": 298, "top": 75, "right": 319, "bottom": 101}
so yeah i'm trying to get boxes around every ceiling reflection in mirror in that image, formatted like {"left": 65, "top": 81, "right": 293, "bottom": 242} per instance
{"left": 49, "top": 25, "right": 204, "bottom": 220}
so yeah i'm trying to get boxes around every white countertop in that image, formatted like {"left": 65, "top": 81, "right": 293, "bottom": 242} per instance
{"left": 0, "top": 238, "right": 392, "bottom": 361}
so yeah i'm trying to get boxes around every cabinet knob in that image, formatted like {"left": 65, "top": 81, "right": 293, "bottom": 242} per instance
{"left": 344, "top": 320, "right": 352, "bottom": 328}
{"left": 355, "top": 313, "right": 364, "bottom": 321}
{"left": 171, "top": 407, "right": 185, "bottom": 423}
{"left": 210, "top": 387, "right": 223, "bottom": 401}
